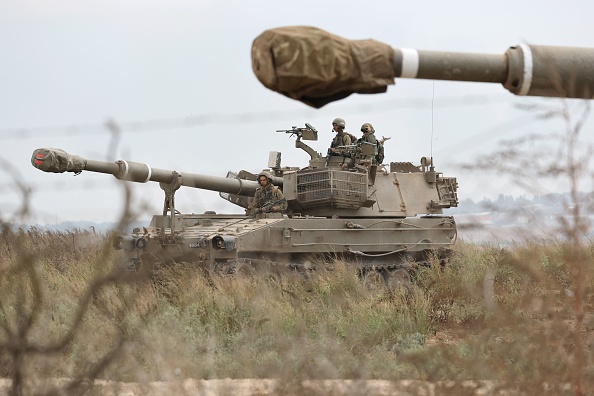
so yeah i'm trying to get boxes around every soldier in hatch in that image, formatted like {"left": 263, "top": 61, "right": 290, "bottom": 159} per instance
{"left": 358, "top": 122, "right": 381, "bottom": 165}
{"left": 359, "top": 123, "right": 378, "bottom": 145}
{"left": 248, "top": 171, "right": 288, "bottom": 214}
{"left": 328, "top": 117, "right": 352, "bottom": 154}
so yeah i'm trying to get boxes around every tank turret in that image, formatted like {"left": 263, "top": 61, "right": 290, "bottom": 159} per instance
{"left": 251, "top": 26, "right": 594, "bottom": 108}
{"left": 32, "top": 129, "right": 458, "bottom": 219}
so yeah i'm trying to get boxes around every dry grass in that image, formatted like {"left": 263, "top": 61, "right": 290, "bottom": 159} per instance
{"left": 0, "top": 226, "right": 593, "bottom": 394}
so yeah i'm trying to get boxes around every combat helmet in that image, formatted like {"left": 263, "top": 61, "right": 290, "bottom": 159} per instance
{"left": 332, "top": 117, "right": 346, "bottom": 129}
{"left": 257, "top": 171, "right": 273, "bottom": 185}
{"left": 361, "top": 123, "right": 375, "bottom": 133}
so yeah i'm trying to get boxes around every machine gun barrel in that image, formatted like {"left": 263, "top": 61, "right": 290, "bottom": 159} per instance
{"left": 252, "top": 26, "right": 594, "bottom": 107}
{"left": 31, "top": 148, "right": 282, "bottom": 197}
{"left": 276, "top": 127, "right": 299, "bottom": 133}
{"left": 333, "top": 144, "right": 358, "bottom": 156}
{"left": 276, "top": 123, "right": 318, "bottom": 141}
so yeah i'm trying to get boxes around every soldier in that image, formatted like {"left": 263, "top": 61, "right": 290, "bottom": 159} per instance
{"left": 329, "top": 117, "right": 352, "bottom": 154}
{"left": 248, "top": 171, "right": 288, "bottom": 214}
{"left": 359, "top": 123, "right": 378, "bottom": 145}
{"left": 358, "top": 123, "right": 380, "bottom": 164}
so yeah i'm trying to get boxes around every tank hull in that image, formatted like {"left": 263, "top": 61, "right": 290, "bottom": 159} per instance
{"left": 116, "top": 213, "right": 456, "bottom": 275}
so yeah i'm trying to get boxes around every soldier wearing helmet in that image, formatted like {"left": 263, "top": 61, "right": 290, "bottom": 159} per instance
{"left": 359, "top": 123, "right": 377, "bottom": 145}
{"left": 329, "top": 117, "right": 352, "bottom": 154}
{"left": 248, "top": 171, "right": 288, "bottom": 214}
{"left": 358, "top": 123, "right": 380, "bottom": 164}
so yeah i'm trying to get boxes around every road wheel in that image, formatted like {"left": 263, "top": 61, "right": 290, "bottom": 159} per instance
{"left": 361, "top": 269, "right": 385, "bottom": 291}
{"left": 383, "top": 268, "right": 412, "bottom": 293}
{"left": 233, "top": 260, "right": 257, "bottom": 276}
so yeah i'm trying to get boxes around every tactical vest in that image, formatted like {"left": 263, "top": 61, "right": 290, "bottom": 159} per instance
{"left": 256, "top": 185, "right": 279, "bottom": 207}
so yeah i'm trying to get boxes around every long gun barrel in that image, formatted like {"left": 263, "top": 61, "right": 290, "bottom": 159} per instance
{"left": 252, "top": 26, "right": 594, "bottom": 108}
{"left": 31, "top": 148, "right": 281, "bottom": 197}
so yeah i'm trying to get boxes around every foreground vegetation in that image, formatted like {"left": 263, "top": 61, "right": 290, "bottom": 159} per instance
{"left": 0, "top": 227, "right": 593, "bottom": 394}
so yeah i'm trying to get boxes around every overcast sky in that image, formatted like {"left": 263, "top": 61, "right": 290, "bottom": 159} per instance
{"left": 2, "top": 0, "right": 593, "bottom": 225}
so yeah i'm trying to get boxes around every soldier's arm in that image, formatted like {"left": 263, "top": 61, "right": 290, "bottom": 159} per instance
{"left": 273, "top": 189, "right": 288, "bottom": 211}
{"left": 248, "top": 191, "right": 259, "bottom": 210}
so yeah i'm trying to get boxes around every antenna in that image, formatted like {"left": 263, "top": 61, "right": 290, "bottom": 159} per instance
{"left": 430, "top": 81, "right": 435, "bottom": 171}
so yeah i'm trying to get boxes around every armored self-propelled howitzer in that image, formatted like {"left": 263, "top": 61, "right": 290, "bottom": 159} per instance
{"left": 31, "top": 125, "right": 458, "bottom": 288}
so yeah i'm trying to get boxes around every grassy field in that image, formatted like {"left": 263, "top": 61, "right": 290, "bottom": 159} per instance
{"left": 0, "top": 226, "right": 593, "bottom": 395}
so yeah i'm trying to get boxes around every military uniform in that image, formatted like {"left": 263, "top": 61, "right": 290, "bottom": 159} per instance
{"left": 248, "top": 184, "right": 288, "bottom": 212}
{"left": 358, "top": 123, "right": 380, "bottom": 164}
{"left": 331, "top": 131, "right": 352, "bottom": 149}
{"left": 329, "top": 117, "right": 352, "bottom": 152}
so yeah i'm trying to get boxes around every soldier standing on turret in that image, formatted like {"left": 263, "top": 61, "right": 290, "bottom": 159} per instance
{"left": 248, "top": 171, "right": 288, "bottom": 214}
{"left": 329, "top": 117, "right": 352, "bottom": 154}
{"left": 358, "top": 122, "right": 379, "bottom": 164}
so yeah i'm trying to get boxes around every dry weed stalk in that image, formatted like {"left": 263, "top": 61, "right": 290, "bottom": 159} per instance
{"left": 0, "top": 229, "right": 151, "bottom": 396}
{"left": 0, "top": 139, "right": 154, "bottom": 395}
{"left": 463, "top": 100, "right": 593, "bottom": 394}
